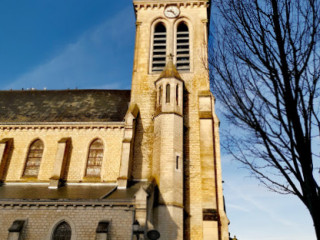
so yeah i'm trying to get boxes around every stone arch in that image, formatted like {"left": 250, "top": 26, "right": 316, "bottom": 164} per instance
{"left": 52, "top": 221, "right": 71, "bottom": 240}
{"left": 48, "top": 218, "right": 76, "bottom": 240}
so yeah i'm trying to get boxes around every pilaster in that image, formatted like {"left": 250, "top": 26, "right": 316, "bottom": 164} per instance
{"left": 118, "top": 104, "right": 139, "bottom": 189}
{"left": 49, "top": 138, "right": 71, "bottom": 189}
{"left": 0, "top": 138, "right": 13, "bottom": 183}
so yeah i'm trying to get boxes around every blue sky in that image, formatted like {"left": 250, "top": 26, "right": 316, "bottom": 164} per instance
{"left": 0, "top": 1, "right": 316, "bottom": 239}
{"left": 0, "top": 0, "right": 134, "bottom": 90}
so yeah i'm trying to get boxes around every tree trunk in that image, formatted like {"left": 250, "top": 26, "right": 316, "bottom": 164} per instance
{"left": 309, "top": 197, "right": 320, "bottom": 240}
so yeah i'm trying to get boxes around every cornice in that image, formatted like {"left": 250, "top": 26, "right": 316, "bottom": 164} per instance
{"left": 0, "top": 122, "right": 125, "bottom": 131}
{"left": 0, "top": 200, "right": 135, "bottom": 209}
{"left": 134, "top": 1, "right": 208, "bottom": 10}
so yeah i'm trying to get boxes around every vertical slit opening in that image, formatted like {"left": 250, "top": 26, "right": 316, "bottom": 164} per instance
{"left": 176, "top": 85, "right": 179, "bottom": 105}
{"left": 166, "top": 84, "right": 170, "bottom": 103}
{"left": 176, "top": 156, "right": 179, "bottom": 170}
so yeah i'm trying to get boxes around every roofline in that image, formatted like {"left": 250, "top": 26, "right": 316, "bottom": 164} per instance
{"left": 0, "top": 199, "right": 135, "bottom": 206}
{"left": 4, "top": 182, "right": 117, "bottom": 186}
{"left": 0, "top": 89, "right": 131, "bottom": 93}
{"left": 133, "top": 0, "right": 209, "bottom": 3}
{"left": 0, "top": 122, "right": 125, "bottom": 126}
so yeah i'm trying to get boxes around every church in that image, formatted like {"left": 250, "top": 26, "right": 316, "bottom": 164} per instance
{"left": 0, "top": 0, "right": 229, "bottom": 239}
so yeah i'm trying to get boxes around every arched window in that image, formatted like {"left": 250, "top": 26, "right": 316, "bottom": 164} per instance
{"left": 23, "top": 139, "right": 44, "bottom": 178}
{"left": 176, "top": 22, "right": 190, "bottom": 71}
{"left": 85, "top": 139, "right": 104, "bottom": 177}
{"left": 166, "top": 84, "right": 171, "bottom": 103}
{"left": 152, "top": 22, "right": 167, "bottom": 72}
{"left": 52, "top": 221, "right": 71, "bottom": 240}
{"left": 176, "top": 84, "right": 179, "bottom": 105}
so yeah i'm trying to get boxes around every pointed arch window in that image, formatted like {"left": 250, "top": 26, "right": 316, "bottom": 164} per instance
{"left": 85, "top": 139, "right": 104, "bottom": 177}
{"left": 52, "top": 221, "right": 71, "bottom": 240}
{"left": 23, "top": 139, "right": 44, "bottom": 178}
{"left": 152, "top": 22, "right": 167, "bottom": 72}
{"left": 176, "top": 22, "right": 190, "bottom": 71}
{"left": 166, "top": 84, "right": 171, "bottom": 103}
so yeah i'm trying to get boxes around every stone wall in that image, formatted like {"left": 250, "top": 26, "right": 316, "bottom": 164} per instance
{"left": 131, "top": 1, "right": 228, "bottom": 239}
{"left": 0, "top": 125, "right": 124, "bottom": 183}
{"left": 0, "top": 205, "right": 133, "bottom": 240}
{"left": 0, "top": 1, "right": 231, "bottom": 239}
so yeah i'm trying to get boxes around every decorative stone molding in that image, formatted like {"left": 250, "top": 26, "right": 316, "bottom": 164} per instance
{"left": 0, "top": 201, "right": 135, "bottom": 209}
{"left": 0, "top": 123, "right": 125, "bottom": 131}
{"left": 198, "top": 90, "right": 213, "bottom": 119}
{"left": 133, "top": 1, "right": 208, "bottom": 11}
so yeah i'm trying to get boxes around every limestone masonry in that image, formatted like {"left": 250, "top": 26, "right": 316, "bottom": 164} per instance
{"left": 0, "top": 0, "right": 229, "bottom": 239}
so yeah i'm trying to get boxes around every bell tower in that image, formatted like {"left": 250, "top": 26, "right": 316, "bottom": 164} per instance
{"left": 130, "top": 0, "right": 229, "bottom": 239}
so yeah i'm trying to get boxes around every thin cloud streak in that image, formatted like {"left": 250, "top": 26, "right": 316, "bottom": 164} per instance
{"left": 226, "top": 181, "right": 296, "bottom": 227}
{"left": 5, "top": 6, "right": 134, "bottom": 90}
{"left": 227, "top": 203, "right": 250, "bottom": 212}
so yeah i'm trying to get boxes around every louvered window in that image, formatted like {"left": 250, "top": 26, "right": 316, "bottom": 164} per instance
{"left": 85, "top": 139, "right": 104, "bottom": 177}
{"left": 52, "top": 222, "right": 71, "bottom": 240}
{"left": 23, "top": 139, "right": 44, "bottom": 177}
{"left": 152, "top": 23, "right": 167, "bottom": 72}
{"left": 176, "top": 22, "right": 190, "bottom": 71}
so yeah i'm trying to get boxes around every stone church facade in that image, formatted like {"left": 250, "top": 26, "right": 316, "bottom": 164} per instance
{"left": 0, "top": 0, "right": 229, "bottom": 239}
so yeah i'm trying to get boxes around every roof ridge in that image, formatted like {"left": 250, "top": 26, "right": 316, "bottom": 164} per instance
{"left": 0, "top": 89, "right": 131, "bottom": 92}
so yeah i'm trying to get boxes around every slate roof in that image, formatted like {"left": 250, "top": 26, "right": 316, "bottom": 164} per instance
{"left": 0, "top": 182, "right": 149, "bottom": 203}
{"left": 156, "top": 59, "right": 182, "bottom": 82}
{"left": 0, "top": 185, "right": 116, "bottom": 201}
{"left": 0, "top": 90, "right": 131, "bottom": 123}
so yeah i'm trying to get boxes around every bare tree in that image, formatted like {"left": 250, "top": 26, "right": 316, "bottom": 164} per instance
{"left": 209, "top": 0, "right": 320, "bottom": 238}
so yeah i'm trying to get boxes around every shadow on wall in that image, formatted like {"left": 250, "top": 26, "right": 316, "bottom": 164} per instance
{"left": 131, "top": 113, "right": 144, "bottom": 180}
{"left": 21, "top": 219, "right": 28, "bottom": 240}
{"left": 0, "top": 138, "right": 14, "bottom": 184}
{"left": 183, "top": 87, "right": 191, "bottom": 240}
{"left": 152, "top": 186, "right": 179, "bottom": 240}
{"left": 62, "top": 139, "right": 73, "bottom": 183}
